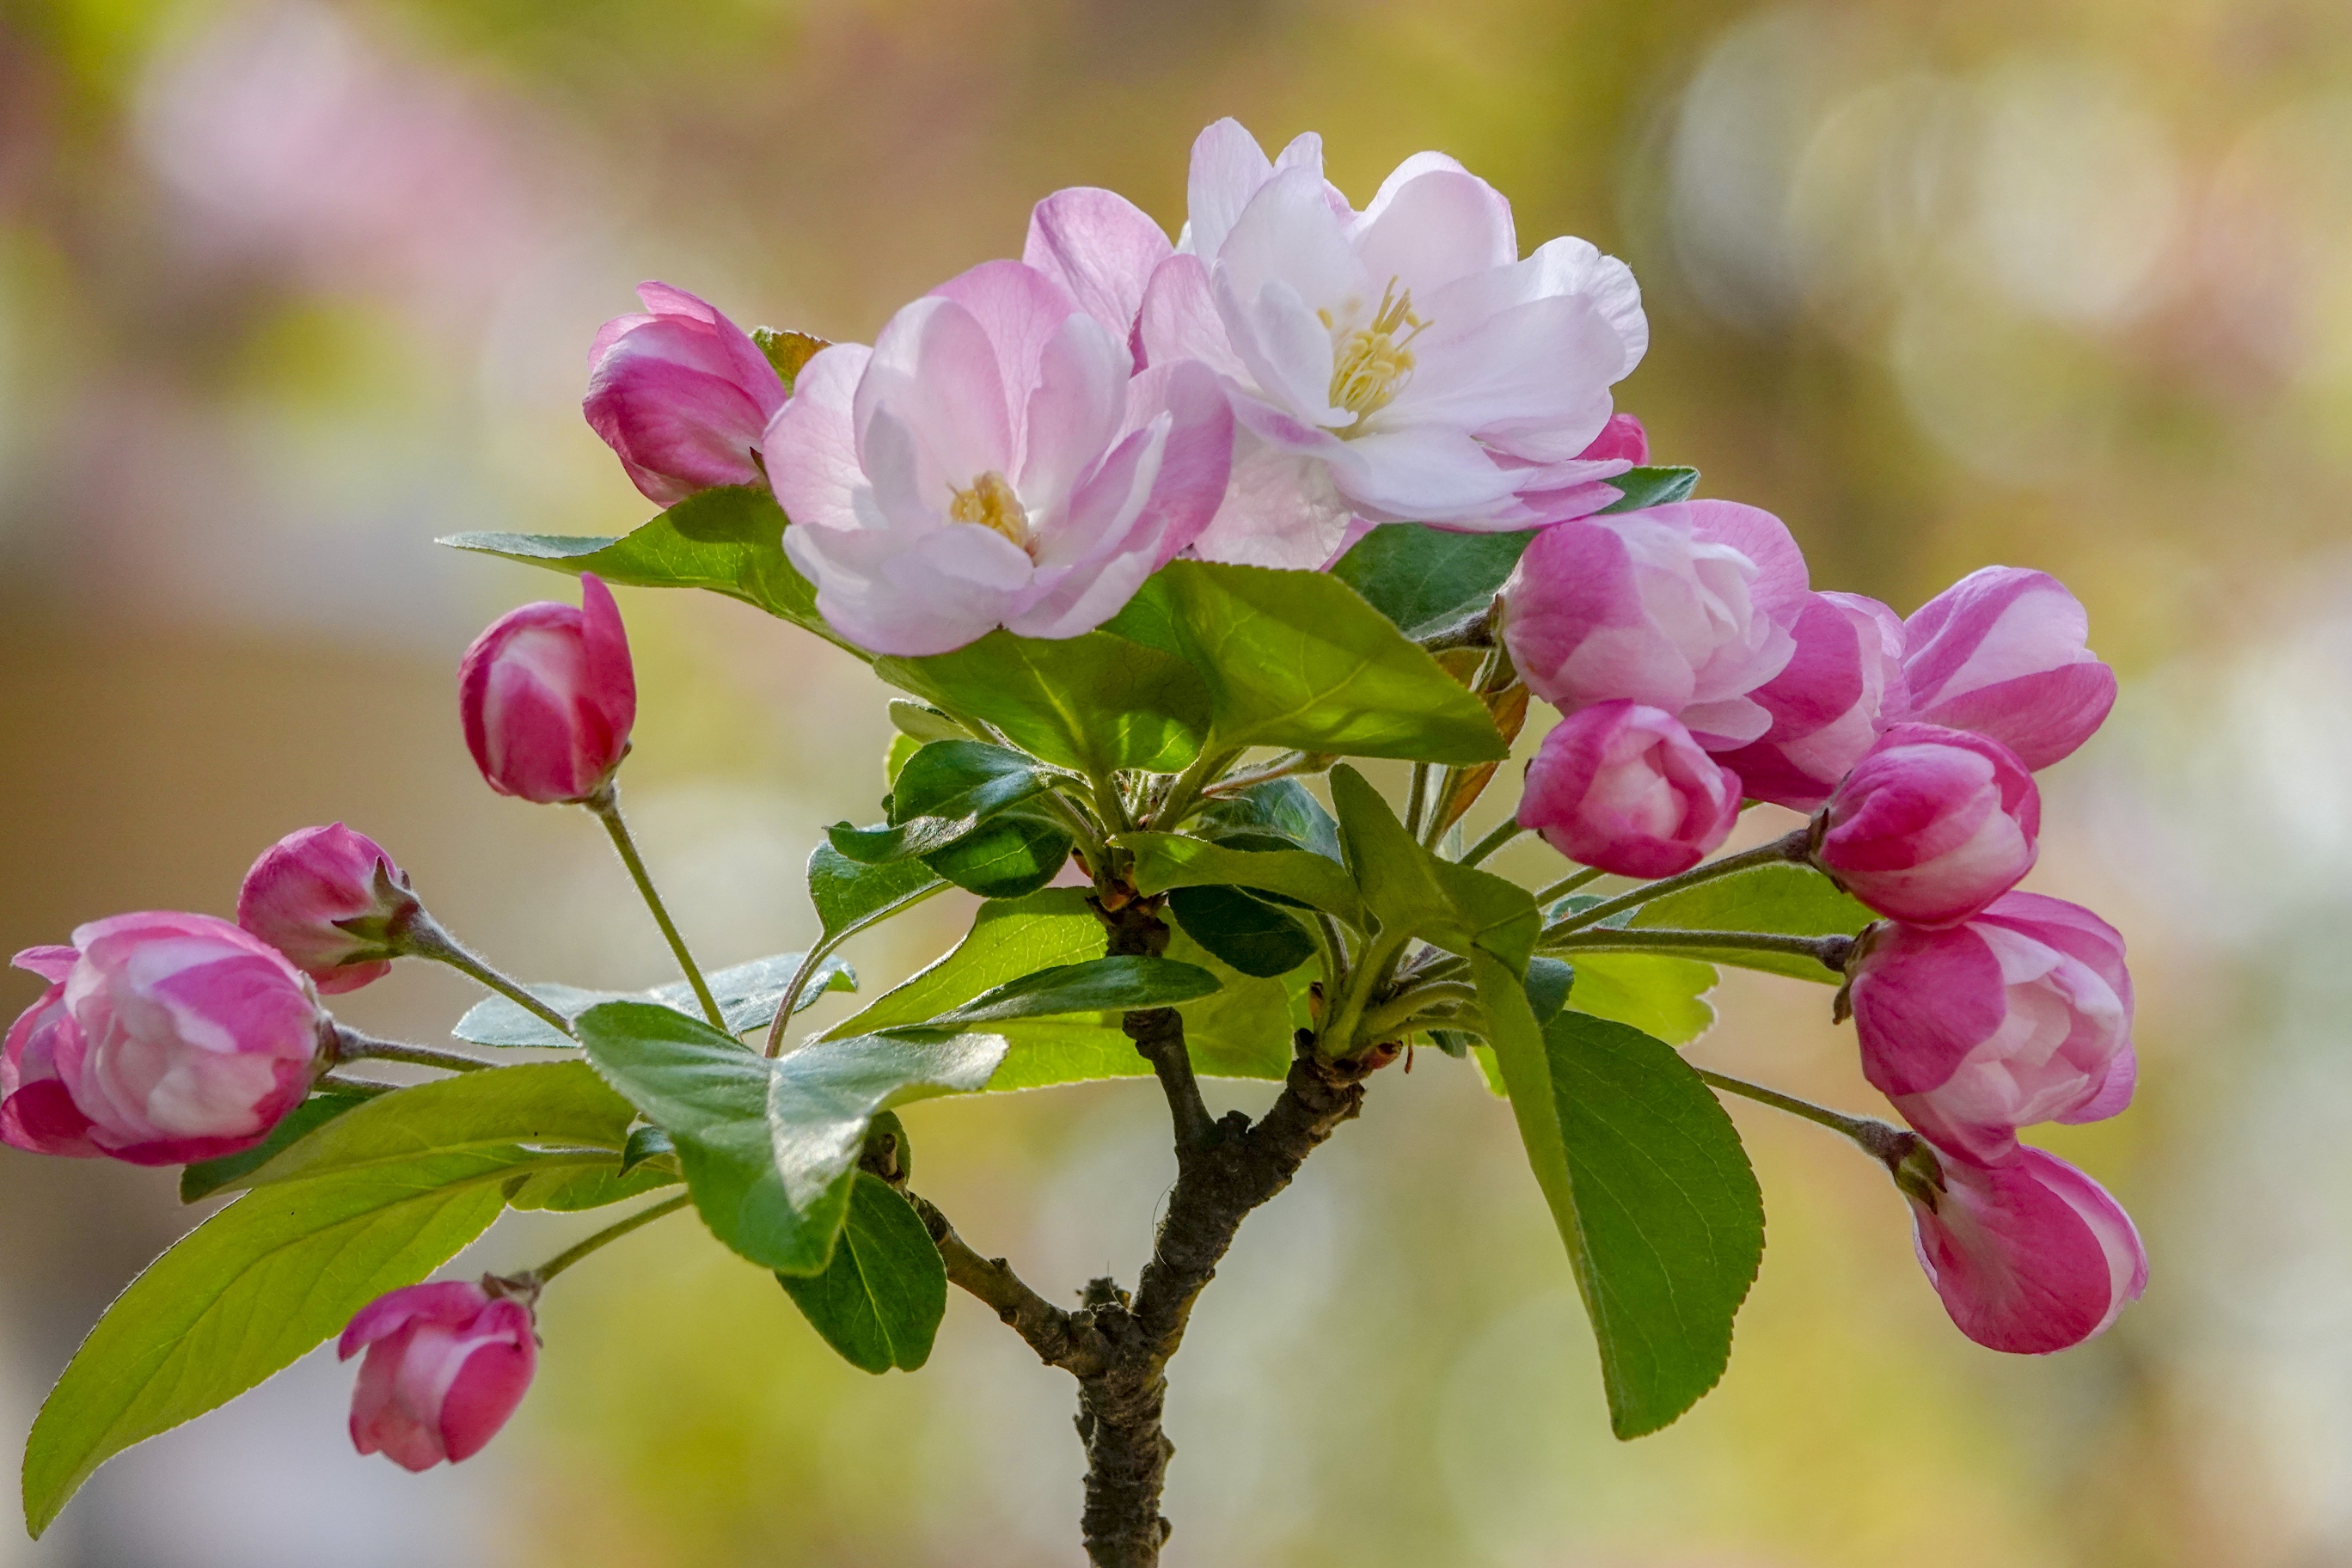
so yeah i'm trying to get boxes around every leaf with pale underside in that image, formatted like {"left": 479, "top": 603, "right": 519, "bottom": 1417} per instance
{"left": 452, "top": 952, "right": 857, "bottom": 1049}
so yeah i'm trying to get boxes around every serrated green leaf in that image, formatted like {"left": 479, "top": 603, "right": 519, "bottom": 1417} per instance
{"left": 1596, "top": 466, "right": 1701, "bottom": 513}
{"left": 1328, "top": 524, "right": 1536, "bottom": 640}
{"left": 1328, "top": 765, "right": 1540, "bottom": 971}
{"left": 179, "top": 1092, "right": 372, "bottom": 1203}
{"left": 1567, "top": 953, "right": 1718, "bottom": 1044}
{"left": 807, "top": 844, "right": 948, "bottom": 946}
{"left": 574, "top": 1001, "right": 1005, "bottom": 1276}
{"left": 875, "top": 629, "right": 1211, "bottom": 776}
{"left": 1474, "top": 955, "right": 1762, "bottom": 1440}
{"left": 1099, "top": 560, "right": 1506, "bottom": 763}
{"left": 776, "top": 1172, "right": 946, "bottom": 1374}
{"left": 1626, "top": 863, "right": 1871, "bottom": 983}
{"left": 919, "top": 808, "right": 1075, "bottom": 898}
{"left": 438, "top": 487, "right": 854, "bottom": 653}
{"left": 1193, "top": 778, "right": 1344, "bottom": 861}
{"left": 1167, "top": 885, "right": 1318, "bottom": 978}
{"left": 830, "top": 741, "right": 1062, "bottom": 864}
{"left": 1116, "top": 831, "right": 1367, "bottom": 928}
{"left": 451, "top": 952, "right": 857, "bottom": 1049}
{"left": 931, "top": 956, "right": 1220, "bottom": 1025}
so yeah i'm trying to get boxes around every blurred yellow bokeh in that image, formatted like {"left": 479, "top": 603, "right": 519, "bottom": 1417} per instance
{"left": 3, "top": 0, "right": 2348, "bottom": 1563}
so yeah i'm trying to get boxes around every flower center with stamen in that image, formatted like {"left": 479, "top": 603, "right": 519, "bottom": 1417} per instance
{"left": 948, "top": 470, "right": 1033, "bottom": 554}
{"left": 1320, "top": 279, "right": 1427, "bottom": 429}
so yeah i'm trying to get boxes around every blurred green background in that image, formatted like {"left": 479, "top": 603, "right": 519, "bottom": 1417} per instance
{"left": 2, "top": 0, "right": 2346, "bottom": 1562}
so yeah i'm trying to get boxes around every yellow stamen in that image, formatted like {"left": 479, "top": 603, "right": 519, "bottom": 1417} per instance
{"left": 1320, "top": 279, "right": 1427, "bottom": 427}
{"left": 947, "top": 470, "right": 1032, "bottom": 552}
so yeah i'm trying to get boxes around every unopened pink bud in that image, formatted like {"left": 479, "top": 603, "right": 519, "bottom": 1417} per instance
{"left": 1902, "top": 567, "right": 2116, "bottom": 770}
{"left": 1, "top": 916, "right": 324, "bottom": 1166}
{"left": 458, "top": 573, "right": 636, "bottom": 805}
{"left": 1848, "top": 892, "right": 2134, "bottom": 1163}
{"left": 1576, "top": 412, "right": 1650, "bottom": 465}
{"left": 1518, "top": 701, "right": 1743, "bottom": 879}
{"left": 340, "top": 1280, "right": 538, "bottom": 1471}
{"left": 237, "top": 824, "right": 414, "bottom": 994}
{"left": 1815, "top": 724, "right": 2039, "bottom": 927}
{"left": 583, "top": 283, "right": 787, "bottom": 505}
{"left": 1902, "top": 1144, "right": 2146, "bottom": 1354}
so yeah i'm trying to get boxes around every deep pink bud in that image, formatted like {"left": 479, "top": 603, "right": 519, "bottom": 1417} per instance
{"left": 1577, "top": 413, "right": 1650, "bottom": 465}
{"left": 341, "top": 1280, "right": 538, "bottom": 1471}
{"left": 1499, "top": 500, "right": 1807, "bottom": 748}
{"left": 1518, "top": 701, "right": 1743, "bottom": 879}
{"left": 1902, "top": 1145, "right": 2146, "bottom": 1354}
{"left": 583, "top": 282, "right": 788, "bottom": 505}
{"left": 1710, "top": 591, "right": 1908, "bottom": 812}
{"left": 1902, "top": 567, "right": 2117, "bottom": 770}
{"left": 458, "top": 573, "right": 636, "bottom": 805}
{"left": 237, "top": 824, "right": 414, "bottom": 994}
{"left": 1849, "top": 892, "right": 2134, "bottom": 1163}
{"left": 2, "top": 916, "right": 324, "bottom": 1166}
{"left": 1815, "top": 724, "right": 2040, "bottom": 927}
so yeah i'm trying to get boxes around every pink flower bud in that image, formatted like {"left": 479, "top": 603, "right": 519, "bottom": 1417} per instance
{"left": 1498, "top": 500, "right": 1806, "bottom": 748}
{"left": 1902, "top": 1145, "right": 2146, "bottom": 1354}
{"left": 583, "top": 282, "right": 788, "bottom": 505}
{"left": 1814, "top": 725, "right": 2040, "bottom": 927}
{"left": 340, "top": 1280, "right": 538, "bottom": 1471}
{"left": 237, "top": 824, "right": 415, "bottom": 994}
{"left": 1518, "top": 701, "right": 1743, "bottom": 879}
{"left": 1577, "top": 413, "right": 1650, "bottom": 465}
{"left": 1849, "top": 893, "right": 2134, "bottom": 1163}
{"left": 2, "top": 916, "right": 324, "bottom": 1166}
{"left": 1709, "top": 591, "right": 1908, "bottom": 812}
{"left": 458, "top": 573, "right": 636, "bottom": 805}
{"left": 1902, "top": 567, "right": 2117, "bottom": 770}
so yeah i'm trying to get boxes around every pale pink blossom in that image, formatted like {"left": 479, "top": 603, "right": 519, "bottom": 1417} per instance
{"left": 237, "top": 824, "right": 413, "bottom": 994}
{"left": 1, "top": 916, "right": 323, "bottom": 1166}
{"left": 1498, "top": 500, "right": 1807, "bottom": 747}
{"left": 1850, "top": 892, "right": 2135, "bottom": 1164}
{"left": 458, "top": 573, "right": 636, "bottom": 805}
{"left": 1127, "top": 119, "right": 1649, "bottom": 567}
{"left": 1710, "top": 591, "right": 1907, "bottom": 811}
{"left": 1903, "top": 1145, "right": 2146, "bottom": 1354}
{"left": 1518, "top": 701, "right": 1743, "bottom": 879}
{"left": 584, "top": 283, "right": 788, "bottom": 505}
{"left": 1903, "top": 567, "right": 2116, "bottom": 770}
{"left": 769, "top": 260, "right": 1233, "bottom": 657}
{"left": 1815, "top": 725, "right": 2040, "bottom": 928}
{"left": 341, "top": 1281, "right": 537, "bottom": 1471}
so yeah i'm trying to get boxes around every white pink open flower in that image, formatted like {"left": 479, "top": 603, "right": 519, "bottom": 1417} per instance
{"left": 768, "top": 260, "right": 1234, "bottom": 657}
{"left": 1848, "top": 892, "right": 2135, "bottom": 1165}
{"left": 2, "top": 916, "right": 325, "bottom": 1166}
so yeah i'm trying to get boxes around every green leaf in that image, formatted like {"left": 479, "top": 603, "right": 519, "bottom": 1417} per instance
{"left": 452, "top": 952, "right": 857, "bottom": 1049}
{"left": 622, "top": 1125, "right": 678, "bottom": 1175}
{"left": 1627, "top": 863, "right": 1871, "bottom": 983}
{"left": 1117, "top": 831, "right": 1367, "bottom": 928}
{"left": 751, "top": 327, "right": 827, "bottom": 389}
{"left": 809, "top": 845, "right": 948, "bottom": 945}
{"left": 829, "top": 741, "right": 1061, "bottom": 863}
{"left": 776, "top": 1172, "right": 946, "bottom": 1374}
{"left": 828, "top": 890, "right": 1298, "bottom": 1089}
{"left": 1194, "top": 778, "right": 1344, "bottom": 861}
{"left": 1100, "top": 560, "right": 1506, "bottom": 763}
{"left": 1597, "top": 466, "right": 1701, "bottom": 513}
{"left": 875, "top": 629, "right": 1210, "bottom": 776}
{"left": 1329, "top": 524, "right": 1536, "bottom": 640}
{"left": 1327, "top": 765, "right": 1540, "bottom": 971}
{"left": 885, "top": 731, "right": 921, "bottom": 785}
{"left": 179, "top": 1092, "right": 371, "bottom": 1203}
{"left": 1567, "top": 953, "right": 1718, "bottom": 1045}
{"left": 21, "top": 1083, "right": 622, "bottom": 1536}
{"left": 1525, "top": 955, "right": 1576, "bottom": 1027}
{"left": 932, "top": 956, "right": 1221, "bottom": 1025}
{"left": 439, "top": 487, "right": 854, "bottom": 654}
{"left": 1167, "top": 885, "right": 1318, "bottom": 978}
{"left": 1473, "top": 954, "right": 1762, "bottom": 1440}
{"left": 920, "top": 808, "right": 1075, "bottom": 899}
{"left": 574, "top": 1001, "right": 1006, "bottom": 1276}
{"left": 503, "top": 1160, "right": 683, "bottom": 1211}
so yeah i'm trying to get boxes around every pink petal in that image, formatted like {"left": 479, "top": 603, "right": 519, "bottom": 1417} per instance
{"left": 1024, "top": 187, "right": 1173, "bottom": 364}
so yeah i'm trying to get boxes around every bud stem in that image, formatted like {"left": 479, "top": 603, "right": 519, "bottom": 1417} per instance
{"left": 1533, "top": 866, "right": 1607, "bottom": 906}
{"left": 329, "top": 1025, "right": 497, "bottom": 1075}
{"left": 1545, "top": 828, "right": 1814, "bottom": 939}
{"left": 1691, "top": 1067, "right": 1914, "bottom": 1164}
{"left": 1459, "top": 818, "right": 1528, "bottom": 868}
{"left": 585, "top": 785, "right": 726, "bottom": 1032}
{"left": 1543, "top": 927, "right": 1854, "bottom": 972}
{"left": 397, "top": 911, "right": 577, "bottom": 1039}
{"left": 529, "top": 1192, "right": 694, "bottom": 1285}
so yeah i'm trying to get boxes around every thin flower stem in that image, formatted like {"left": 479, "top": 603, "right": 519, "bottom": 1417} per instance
{"left": 1693, "top": 1069, "right": 1914, "bottom": 1163}
{"left": 1534, "top": 866, "right": 1607, "bottom": 906}
{"left": 1542, "top": 927, "right": 1853, "bottom": 971}
{"left": 1546, "top": 829, "right": 1812, "bottom": 938}
{"left": 330, "top": 1026, "right": 497, "bottom": 1074}
{"left": 1405, "top": 763, "right": 1430, "bottom": 839}
{"left": 1152, "top": 745, "right": 1241, "bottom": 833}
{"left": 315, "top": 1072, "right": 401, "bottom": 1097}
{"left": 399, "top": 911, "right": 575, "bottom": 1038}
{"left": 1359, "top": 981, "right": 1478, "bottom": 1039}
{"left": 529, "top": 1193, "right": 693, "bottom": 1285}
{"left": 1460, "top": 818, "right": 1527, "bottom": 868}
{"left": 765, "top": 940, "right": 841, "bottom": 1058}
{"left": 1201, "top": 751, "right": 1332, "bottom": 798}
{"left": 586, "top": 785, "right": 726, "bottom": 1032}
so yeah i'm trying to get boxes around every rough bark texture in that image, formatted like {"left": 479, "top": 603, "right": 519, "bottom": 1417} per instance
{"left": 916, "top": 892, "right": 1380, "bottom": 1567}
